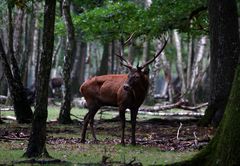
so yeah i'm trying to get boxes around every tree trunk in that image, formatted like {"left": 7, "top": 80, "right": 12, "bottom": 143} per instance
{"left": 27, "top": 1, "right": 41, "bottom": 88}
{"left": 97, "top": 42, "right": 109, "bottom": 75}
{"left": 111, "top": 40, "right": 115, "bottom": 73}
{"left": 173, "top": 0, "right": 240, "bottom": 165}
{"left": 0, "top": 64, "right": 8, "bottom": 96}
{"left": 199, "top": 0, "right": 240, "bottom": 127}
{"left": 24, "top": 0, "right": 56, "bottom": 158}
{"left": 173, "top": 30, "right": 186, "bottom": 96}
{"left": 71, "top": 40, "right": 87, "bottom": 96}
{"left": 22, "top": 3, "right": 36, "bottom": 86}
{"left": 6, "top": 3, "right": 33, "bottom": 123}
{"left": 142, "top": 39, "right": 150, "bottom": 63}
{"left": 157, "top": 40, "right": 173, "bottom": 102}
{"left": 59, "top": 0, "right": 76, "bottom": 124}
{"left": 13, "top": 8, "right": 24, "bottom": 62}
{"left": 186, "top": 36, "right": 194, "bottom": 89}
{"left": 71, "top": 39, "right": 82, "bottom": 95}
{"left": 186, "top": 36, "right": 207, "bottom": 105}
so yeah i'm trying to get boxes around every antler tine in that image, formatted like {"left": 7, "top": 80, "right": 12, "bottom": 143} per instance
{"left": 139, "top": 37, "right": 169, "bottom": 69}
{"left": 115, "top": 33, "right": 136, "bottom": 69}
{"left": 116, "top": 53, "right": 133, "bottom": 69}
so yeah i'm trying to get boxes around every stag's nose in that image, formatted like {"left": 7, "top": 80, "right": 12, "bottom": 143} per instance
{"left": 123, "top": 83, "right": 131, "bottom": 91}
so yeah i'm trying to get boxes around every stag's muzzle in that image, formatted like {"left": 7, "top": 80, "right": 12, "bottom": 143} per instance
{"left": 123, "top": 83, "right": 132, "bottom": 92}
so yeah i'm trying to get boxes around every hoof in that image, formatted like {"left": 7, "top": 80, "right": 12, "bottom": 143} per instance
{"left": 80, "top": 139, "right": 86, "bottom": 143}
{"left": 91, "top": 139, "right": 99, "bottom": 144}
{"left": 131, "top": 142, "right": 136, "bottom": 146}
{"left": 120, "top": 142, "right": 125, "bottom": 146}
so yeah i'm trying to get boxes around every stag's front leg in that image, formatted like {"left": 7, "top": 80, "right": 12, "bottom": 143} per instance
{"left": 130, "top": 108, "right": 138, "bottom": 145}
{"left": 119, "top": 107, "right": 126, "bottom": 145}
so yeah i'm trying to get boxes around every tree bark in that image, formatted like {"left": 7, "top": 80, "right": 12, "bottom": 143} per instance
{"left": 24, "top": 0, "right": 56, "bottom": 158}
{"left": 13, "top": 8, "right": 24, "bottom": 62}
{"left": 59, "top": 0, "right": 76, "bottom": 124}
{"left": 199, "top": 0, "right": 240, "bottom": 127}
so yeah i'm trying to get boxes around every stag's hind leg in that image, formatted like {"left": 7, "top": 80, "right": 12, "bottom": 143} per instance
{"left": 80, "top": 106, "right": 99, "bottom": 143}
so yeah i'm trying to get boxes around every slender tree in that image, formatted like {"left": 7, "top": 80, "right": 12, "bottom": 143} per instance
{"left": 0, "top": 2, "right": 33, "bottom": 123}
{"left": 59, "top": 0, "right": 76, "bottom": 124}
{"left": 97, "top": 42, "right": 109, "bottom": 75}
{"left": 24, "top": 0, "right": 56, "bottom": 157}
{"left": 173, "top": 30, "right": 186, "bottom": 96}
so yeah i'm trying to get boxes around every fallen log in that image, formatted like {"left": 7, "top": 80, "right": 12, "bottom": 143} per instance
{"left": 1, "top": 116, "right": 16, "bottom": 121}
{"left": 0, "top": 105, "right": 14, "bottom": 111}
{"left": 139, "top": 101, "right": 208, "bottom": 112}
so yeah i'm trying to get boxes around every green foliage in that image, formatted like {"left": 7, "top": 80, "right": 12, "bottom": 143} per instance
{"left": 148, "top": 0, "right": 208, "bottom": 36}
{"left": 56, "top": 0, "right": 208, "bottom": 42}
{"left": 72, "top": 0, "right": 104, "bottom": 10}
{"left": 74, "top": 1, "right": 146, "bottom": 42}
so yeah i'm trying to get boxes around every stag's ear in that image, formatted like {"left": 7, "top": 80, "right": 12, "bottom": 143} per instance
{"left": 143, "top": 67, "right": 149, "bottom": 75}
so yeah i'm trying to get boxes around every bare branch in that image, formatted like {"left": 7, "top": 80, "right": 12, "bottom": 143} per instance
{"left": 123, "top": 32, "right": 135, "bottom": 46}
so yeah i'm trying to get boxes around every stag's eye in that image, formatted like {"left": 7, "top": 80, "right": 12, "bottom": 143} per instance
{"left": 134, "top": 75, "right": 140, "bottom": 79}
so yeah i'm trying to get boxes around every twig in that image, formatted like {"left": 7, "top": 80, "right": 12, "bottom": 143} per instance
{"left": 179, "top": 102, "right": 208, "bottom": 111}
{"left": 0, "top": 136, "right": 28, "bottom": 141}
{"left": 126, "top": 157, "right": 136, "bottom": 166}
{"left": 193, "top": 131, "right": 198, "bottom": 146}
{"left": 70, "top": 113, "right": 83, "bottom": 121}
{"left": 138, "top": 101, "right": 208, "bottom": 112}
{"left": 177, "top": 122, "right": 183, "bottom": 140}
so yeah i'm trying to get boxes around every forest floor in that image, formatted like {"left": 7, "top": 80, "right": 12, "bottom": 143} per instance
{"left": 0, "top": 106, "right": 214, "bottom": 165}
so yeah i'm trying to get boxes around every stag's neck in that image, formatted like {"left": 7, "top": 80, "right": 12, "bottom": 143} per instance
{"left": 131, "top": 79, "right": 149, "bottom": 105}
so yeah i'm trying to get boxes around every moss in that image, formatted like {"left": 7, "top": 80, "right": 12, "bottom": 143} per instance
{"left": 212, "top": 66, "right": 240, "bottom": 165}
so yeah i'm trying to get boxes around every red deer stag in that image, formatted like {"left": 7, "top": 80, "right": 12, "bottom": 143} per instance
{"left": 80, "top": 38, "right": 168, "bottom": 145}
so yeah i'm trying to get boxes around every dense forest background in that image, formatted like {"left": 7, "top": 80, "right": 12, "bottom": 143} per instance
{"left": 0, "top": 0, "right": 211, "bottom": 104}
{"left": 0, "top": 0, "right": 240, "bottom": 165}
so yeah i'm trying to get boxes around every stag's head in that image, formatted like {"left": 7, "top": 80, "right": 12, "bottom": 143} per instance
{"left": 123, "top": 67, "right": 149, "bottom": 91}
{"left": 117, "top": 37, "right": 168, "bottom": 92}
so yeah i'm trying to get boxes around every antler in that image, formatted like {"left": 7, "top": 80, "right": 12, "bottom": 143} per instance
{"left": 116, "top": 53, "right": 133, "bottom": 69}
{"left": 139, "top": 37, "right": 168, "bottom": 69}
{"left": 115, "top": 33, "right": 135, "bottom": 69}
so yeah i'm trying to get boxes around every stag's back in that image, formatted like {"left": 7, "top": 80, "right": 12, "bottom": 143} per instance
{"left": 80, "top": 74, "right": 128, "bottom": 107}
